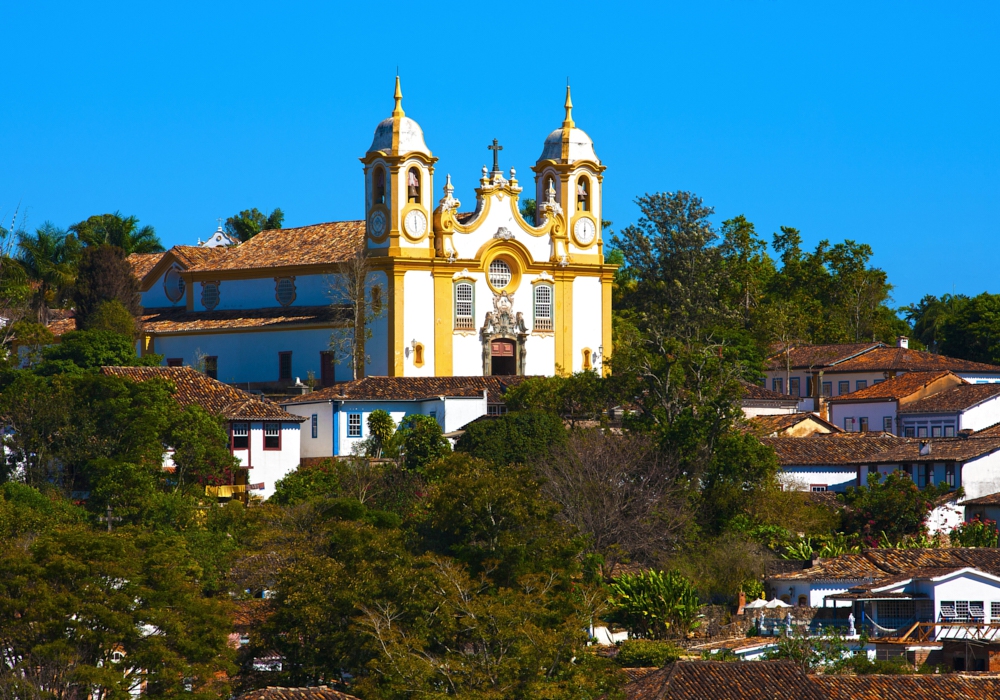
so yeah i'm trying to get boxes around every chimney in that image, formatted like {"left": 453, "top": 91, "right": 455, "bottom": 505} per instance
{"left": 959, "top": 429, "right": 974, "bottom": 439}
{"left": 897, "top": 336, "right": 909, "bottom": 349}
{"left": 919, "top": 441, "right": 931, "bottom": 456}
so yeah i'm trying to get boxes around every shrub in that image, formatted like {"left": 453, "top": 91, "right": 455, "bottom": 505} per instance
{"left": 455, "top": 409, "right": 566, "bottom": 466}
{"left": 614, "top": 639, "right": 682, "bottom": 668}
{"left": 951, "top": 515, "right": 999, "bottom": 547}
{"left": 607, "top": 569, "right": 701, "bottom": 639}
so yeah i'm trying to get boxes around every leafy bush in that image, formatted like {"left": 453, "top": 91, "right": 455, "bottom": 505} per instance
{"left": 841, "top": 471, "right": 953, "bottom": 547}
{"left": 614, "top": 639, "right": 682, "bottom": 667}
{"left": 455, "top": 409, "right": 566, "bottom": 466}
{"left": 951, "top": 515, "right": 999, "bottom": 547}
{"left": 607, "top": 569, "right": 701, "bottom": 639}
{"left": 366, "top": 409, "right": 395, "bottom": 458}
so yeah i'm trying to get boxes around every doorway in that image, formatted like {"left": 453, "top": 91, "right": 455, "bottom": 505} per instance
{"left": 490, "top": 339, "right": 516, "bottom": 375}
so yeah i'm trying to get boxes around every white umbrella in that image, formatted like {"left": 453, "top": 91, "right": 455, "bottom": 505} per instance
{"left": 764, "top": 598, "right": 792, "bottom": 609}
{"left": 744, "top": 598, "right": 769, "bottom": 610}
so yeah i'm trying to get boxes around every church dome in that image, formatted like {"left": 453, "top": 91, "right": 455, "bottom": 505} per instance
{"left": 538, "top": 126, "right": 599, "bottom": 164}
{"left": 368, "top": 115, "right": 430, "bottom": 155}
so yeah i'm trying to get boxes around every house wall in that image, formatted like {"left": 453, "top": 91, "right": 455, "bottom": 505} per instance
{"left": 900, "top": 412, "right": 959, "bottom": 437}
{"left": 954, "top": 373, "right": 1000, "bottom": 384}
{"left": 189, "top": 274, "right": 331, "bottom": 312}
{"left": 763, "top": 370, "right": 889, "bottom": 399}
{"left": 959, "top": 452, "right": 1000, "bottom": 501}
{"left": 402, "top": 269, "right": 435, "bottom": 377}
{"left": 778, "top": 465, "right": 859, "bottom": 492}
{"left": 572, "top": 275, "right": 604, "bottom": 374}
{"left": 281, "top": 400, "right": 335, "bottom": 459}
{"left": 742, "top": 403, "right": 799, "bottom": 418}
{"left": 930, "top": 572, "right": 1000, "bottom": 627}
{"left": 927, "top": 500, "right": 964, "bottom": 534}
{"left": 229, "top": 421, "right": 301, "bottom": 501}
{"left": 829, "top": 400, "right": 897, "bottom": 433}
{"left": 962, "top": 397, "right": 1000, "bottom": 431}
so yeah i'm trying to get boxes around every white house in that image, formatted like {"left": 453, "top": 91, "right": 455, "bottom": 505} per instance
{"left": 898, "top": 383, "right": 1000, "bottom": 437}
{"left": 280, "top": 375, "right": 526, "bottom": 459}
{"left": 740, "top": 380, "right": 799, "bottom": 418}
{"left": 827, "top": 370, "right": 963, "bottom": 435}
{"left": 101, "top": 366, "right": 303, "bottom": 500}
{"left": 764, "top": 338, "right": 1000, "bottom": 413}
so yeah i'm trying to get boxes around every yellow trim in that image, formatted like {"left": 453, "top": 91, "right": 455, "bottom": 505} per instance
{"left": 602, "top": 276, "right": 613, "bottom": 376}
{"left": 413, "top": 342, "right": 425, "bottom": 368}
{"left": 483, "top": 252, "right": 522, "bottom": 295}
{"left": 434, "top": 272, "right": 453, "bottom": 376}
{"left": 388, "top": 269, "right": 405, "bottom": 376}
{"left": 570, "top": 212, "right": 599, "bottom": 249}
{"left": 142, "top": 321, "right": 349, "bottom": 338}
{"left": 400, "top": 202, "right": 430, "bottom": 242}
{"left": 554, "top": 271, "right": 574, "bottom": 376}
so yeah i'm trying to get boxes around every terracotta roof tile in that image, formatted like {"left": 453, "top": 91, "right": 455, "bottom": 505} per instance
{"left": 127, "top": 252, "right": 165, "bottom": 281}
{"left": 740, "top": 380, "right": 799, "bottom": 403}
{"left": 763, "top": 434, "right": 906, "bottom": 465}
{"left": 625, "top": 660, "right": 825, "bottom": 700}
{"left": 747, "top": 413, "right": 839, "bottom": 436}
{"left": 815, "top": 674, "right": 1000, "bottom": 699}
{"left": 960, "top": 492, "right": 1000, "bottom": 506}
{"left": 236, "top": 688, "right": 359, "bottom": 700}
{"left": 831, "top": 347, "right": 1000, "bottom": 374}
{"left": 43, "top": 309, "right": 77, "bottom": 337}
{"left": 900, "top": 383, "right": 1000, "bottom": 414}
{"left": 765, "top": 343, "right": 884, "bottom": 371}
{"left": 828, "top": 371, "right": 954, "bottom": 402}
{"left": 141, "top": 305, "right": 349, "bottom": 334}
{"left": 282, "top": 375, "right": 530, "bottom": 405}
{"left": 867, "top": 436, "right": 1000, "bottom": 464}
{"left": 100, "top": 366, "right": 304, "bottom": 421}
{"left": 772, "top": 548, "right": 1000, "bottom": 582}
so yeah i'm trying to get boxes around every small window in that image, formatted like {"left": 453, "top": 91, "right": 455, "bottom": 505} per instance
{"left": 275, "top": 277, "right": 296, "bottom": 306}
{"left": 264, "top": 423, "right": 280, "bottom": 450}
{"left": 990, "top": 602, "right": 1000, "bottom": 620}
{"left": 534, "top": 284, "right": 553, "bottom": 331}
{"left": 204, "top": 356, "right": 218, "bottom": 380}
{"left": 279, "top": 352, "right": 292, "bottom": 381}
{"left": 797, "top": 595, "right": 808, "bottom": 607}
{"left": 429, "top": 410, "right": 437, "bottom": 423}
{"left": 582, "top": 348, "right": 593, "bottom": 371}
{"left": 806, "top": 378, "right": 813, "bottom": 397}
{"left": 789, "top": 377, "right": 800, "bottom": 398}
{"left": 201, "top": 282, "right": 220, "bottom": 310}
{"left": 232, "top": 422, "right": 249, "bottom": 450}
{"left": 859, "top": 417, "right": 869, "bottom": 432}
{"left": 488, "top": 260, "right": 512, "bottom": 290}
{"left": 373, "top": 167, "right": 386, "bottom": 205}
{"left": 822, "top": 382, "right": 832, "bottom": 398}
{"left": 773, "top": 378, "right": 784, "bottom": 394}
{"left": 455, "top": 282, "right": 475, "bottom": 330}
{"left": 883, "top": 416, "right": 893, "bottom": 433}
{"left": 348, "top": 413, "right": 362, "bottom": 438}
{"left": 856, "top": 380, "right": 868, "bottom": 391}
{"left": 320, "top": 351, "right": 336, "bottom": 387}
{"left": 487, "top": 404, "right": 507, "bottom": 416}
{"left": 311, "top": 414, "right": 318, "bottom": 439}
{"left": 166, "top": 358, "right": 183, "bottom": 367}
{"left": 904, "top": 426, "right": 915, "bottom": 437}
{"left": 413, "top": 342, "right": 424, "bottom": 367}
{"left": 873, "top": 379, "right": 884, "bottom": 385}
{"left": 810, "top": 485, "right": 827, "bottom": 492}
{"left": 164, "top": 266, "right": 186, "bottom": 303}
{"left": 576, "top": 176, "right": 590, "bottom": 212}
{"left": 932, "top": 426, "right": 942, "bottom": 437}
{"left": 407, "top": 167, "right": 421, "bottom": 203}
{"left": 918, "top": 426, "right": 928, "bottom": 438}
{"left": 944, "top": 425, "right": 955, "bottom": 437}
{"left": 844, "top": 417, "right": 856, "bottom": 432}
{"left": 838, "top": 380, "right": 850, "bottom": 395}
{"left": 946, "top": 463, "right": 956, "bottom": 487}
{"left": 917, "top": 464, "right": 929, "bottom": 488}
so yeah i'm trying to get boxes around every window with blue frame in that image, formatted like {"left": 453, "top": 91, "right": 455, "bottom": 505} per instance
{"left": 348, "top": 412, "right": 362, "bottom": 437}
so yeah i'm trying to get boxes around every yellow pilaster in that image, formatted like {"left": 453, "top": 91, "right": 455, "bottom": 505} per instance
{"left": 388, "top": 268, "right": 405, "bottom": 376}
{"left": 554, "top": 271, "right": 574, "bottom": 376}
{"left": 602, "top": 276, "right": 613, "bottom": 376}
{"left": 433, "top": 272, "right": 453, "bottom": 377}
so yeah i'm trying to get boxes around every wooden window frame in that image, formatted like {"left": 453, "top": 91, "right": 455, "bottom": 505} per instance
{"left": 166, "top": 358, "right": 183, "bottom": 367}
{"left": 278, "top": 351, "right": 292, "bottom": 381}
{"left": 311, "top": 414, "right": 318, "bottom": 439}
{"left": 347, "top": 412, "right": 362, "bottom": 438}
{"left": 205, "top": 356, "right": 218, "bottom": 380}
{"left": 263, "top": 422, "right": 281, "bottom": 450}
{"left": 231, "top": 422, "right": 249, "bottom": 450}
{"left": 454, "top": 282, "right": 475, "bottom": 331}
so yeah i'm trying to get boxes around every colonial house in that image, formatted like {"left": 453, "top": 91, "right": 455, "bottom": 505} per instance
{"left": 126, "top": 80, "right": 615, "bottom": 387}
{"left": 739, "top": 380, "right": 799, "bottom": 417}
{"left": 827, "top": 370, "right": 963, "bottom": 434}
{"left": 898, "top": 382, "right": 1000, "bottom": 437}
{"left": 764, "top": 338, "right": 1000, "bottom": 412}
{"left": 279, "top": 375, "right": 526, "bottom": 459}
{"left": 747, "top": 412, "right": 839, "bottom": 437}
{"left": 100, "top": 366, "right": 303, "bottom": 500}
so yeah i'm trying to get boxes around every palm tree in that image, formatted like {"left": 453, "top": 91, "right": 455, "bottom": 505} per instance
{"left": 17, "top": 223, "right": 80, "bottom": 324}
{"left": 70, "top": 212, "right": 164, "bottom": 254}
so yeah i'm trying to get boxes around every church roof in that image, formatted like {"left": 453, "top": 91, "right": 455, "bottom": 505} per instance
{"left": 539, "top": 126, "right": 599, "bottom": 164}
{"left": 101, "top": 366, "right": 304, "bottom": 422}
{"left": 141, "top": 305, "right": 349, "bottom": 334}
{"left": 127, "top": 252, "right": 166, "bottom": 280}
{"left": 368, "top": 115, "right": 429, "bottom": 155}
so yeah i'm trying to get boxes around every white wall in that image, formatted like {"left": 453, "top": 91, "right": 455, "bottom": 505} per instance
{"left": 743, "top": 404, "right": 798, "bottom": 418}
{"left": 959, "top": 451, "right": 1000, "bottom": 501}
{"left": 449, "top": 191, "right": 552, "bottom": 265}
{"left": 152, "top": 328, "right": 348, "bottom": 385}
{"left": 931, "top": 572, "right": 1000, "bottom": 629}
{"left": 403, "top": 270, "right": 435, "bottom": 377}
{"left": 282, "top": 400, "right": 335, "bottom": 459}
{"left": 572, "top": 275, "right": 603, "bottom": 374}
{"left": 779, "top": 466, "right": 859, "bottom": 492}
{"left": 830, "top": 400, "right": 897, "bottom": 433}
{"left": 927, "top": 500, "right": 964, "bottom": 534}
{"left": 229, "top": 421, "right": 301, "bottom": 501}
{"left": 962, "top": 396, "right": 1000, "bottom": 431}
{"left": 440, "top": 395, "right": 488, "bottom": 432}
{"left": 955, "top": 373, "right": 1000, "bottom": 384}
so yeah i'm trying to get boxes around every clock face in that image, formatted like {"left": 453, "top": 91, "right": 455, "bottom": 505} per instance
{"left": 369, "top": 210, "right": 387, "bottom": 238}
{"left": 404, "top": 209, "right": 428, "bottom": 238}
{"left": 574, "top": 217, "right": 597, "bottom": 245}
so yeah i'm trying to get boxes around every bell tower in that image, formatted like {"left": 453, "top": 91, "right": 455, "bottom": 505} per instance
{"left": 361, "top": 77, "right": 437, "bottom": 257}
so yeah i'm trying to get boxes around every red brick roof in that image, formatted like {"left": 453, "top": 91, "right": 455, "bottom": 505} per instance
{"left": 141, "top": 305, "right": 349, "bottom": 334}
{"left": 127, "top": 252, "right": 166, "bottom": 280}
{"left": 282, "top": 375, "right": 530, "bottom": 405}
{"left": 763, "top": 434, "right": 906, "bottom": 465}
{"left": 100, "top": 366, "right": 304, "bottom": 422}
{"left": 236, "top": 688, "right": 358, "bottom": 700}
{"left": 747, "top": 413, "right": 839, "bottom": 436}
{"left": 827, "top": 371, "right": 955, "bottom": 403}
{"left": 900, "top": 382, "right": 1000, "bottom": 414}
{"left": 625, "top": 660, "right": 825, "bottom": 700}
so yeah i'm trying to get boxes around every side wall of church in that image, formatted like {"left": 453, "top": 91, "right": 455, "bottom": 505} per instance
{"left": 142, "top": 270, "right": 184, "bottom": 308}
{"left": 402, "top": 270, "right": 436, "bottom": 376}
{"left": 572, "top": 275, "right": 605, "bottom": 373}
{"left": 366, "top": 270, "right": 390, "bottom": 376}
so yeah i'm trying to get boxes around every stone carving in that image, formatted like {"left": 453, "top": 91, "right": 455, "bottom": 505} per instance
{"left": 438, "top": 174, "right": 461, "bottom": 212}
{"left": 480, "top": 291, "right": 528, "bottom": 376}
{"left": 493, "top": 226, "right": 514, "bottom": 240}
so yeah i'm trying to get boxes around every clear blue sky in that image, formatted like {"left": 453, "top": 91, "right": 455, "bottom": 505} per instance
{"left": 2, "top": 2, "right": 997, "bottom": 308}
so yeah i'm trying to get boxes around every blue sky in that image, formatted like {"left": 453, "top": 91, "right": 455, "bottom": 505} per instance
{"left": 1, "top": 2, "right": 997, "bottom": 307}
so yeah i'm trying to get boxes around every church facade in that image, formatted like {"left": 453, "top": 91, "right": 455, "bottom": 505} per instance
{"left": 129, "top": 79, "right": 614, "bottom": 387}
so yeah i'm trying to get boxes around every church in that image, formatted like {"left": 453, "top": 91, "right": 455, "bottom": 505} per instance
{"left": 129, "top": 79, "right": 615, "bottom": 388}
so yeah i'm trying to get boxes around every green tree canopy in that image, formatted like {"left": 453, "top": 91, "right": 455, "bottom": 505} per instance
{"left": 224, "top": 208, "right": 284, "bottom": 243}
{"left": 16, "top": 222, "right": 80, "bottom": 324}
{"left": 73, "top": 244, "right": 143, "bottom": 326}
{"left": 70, "top": 212, "right": 163, "bottom": 254}
{"left": 455, "top": 409, "right": 567, "bottom": 466}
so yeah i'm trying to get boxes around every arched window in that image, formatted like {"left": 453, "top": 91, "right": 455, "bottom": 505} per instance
{"left": 533, "top": 284, "right": 553, "bottom": 332}
{"left": 407, "top": 167, "right": 421, "bottom": 203}
{"left": 577, "top": 176, "right": 590, "bottom": 212}
{"left": 413, "top": 343, "right": 424, "bottom": 367}
{"left": 373, "top": 167, "right": 386, "bottom": 206}
{"left": 488, "top": 260, "right": 512, "bottom": 290}
{"left": 582, "top": 347, "right": 593, "bottom": 371}
{"left": 455, "top": 282, "right": 475, "bottom": 330}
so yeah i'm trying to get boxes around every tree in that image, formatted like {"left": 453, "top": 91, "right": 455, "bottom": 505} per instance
{"left": 394, "top": 414, "right": 450, "bottom": 473}
{"left": 938, "top": 293, "right": 1000, "bottom": 364}
{"left": 70, "top": 212, "right": 163, "bottom": 254}
{"left": 34, "top": 329, "right": 159, "bottom": 375}
{"left": 519, "top": 197, "right": 536, "bottom": 226}
{"left": 84, "top": 298, "right": 138, "bottom": 337}
{"left": 73, "top": 244, "right": 143, "bottom": 327}
{"left": 16, "top": 222, "right": 79, "bottom": 324}
{"left": 366, "top": 409, "right": 395, "bottom": 458}
{"left": 455, "top": 409, "right": 567, "bottom": 466}
{"left": 224, "top": 207, "right": 284, "bottom": 243}
{"left": 328, "top": 241, "right": 384, "bottom": 380}
{"left": 606, "top": 569, "right": 701, "bottom": 639}
{"left": 841, "top": 471, "right": 953, "bottom": 547}
{"left": 719, "top": 215, "right": 774, "bottom": 328}
{"left": 698, "top": 431, "right": 781, "bottom": 535}
{"left": 539, "top": 430, "right": 689, "bottom": 579}
{"left": 503, "top": 372, "right": 612, "bottom": 426}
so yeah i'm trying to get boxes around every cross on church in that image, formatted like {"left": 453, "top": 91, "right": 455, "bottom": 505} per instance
{"left": 98, "top": 504, "right": 122, "bottom": 533}
{"left": 488, "top": 138, "right": 503, "bottom": 174}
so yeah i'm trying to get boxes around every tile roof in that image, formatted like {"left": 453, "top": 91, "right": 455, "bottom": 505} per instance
{"left": 765, "top": 343, "right": 884, "bottom": 371}
{"left": 771, "top": 548, "right": 1000, "bottom": 582}
{"left": 975, "top": 422, "right": 1000, "bottom": 438}
{"left": 867, "top": 436, "right": 1000, "bottom": 464}
{"left": 100, "top": 366, "right": 304, "bottom": 422}
{"left": 236, "top": 688, "right": 359, "bottom": 700}
{"left": 141, "top": 305, "right": 349, "bottom": 334}
{"left": 763, "top": 434, "right": 906, "bottom": 465}
{"left": 740, "top": 380, "right": 799, "bottom": 403}
{"left": 43, "top": 308, "right": 77, "bottom": 337}
{"left": 282, "top": 375, "right": 530, "bottom": 405}
{"left": 830, "top": 347, "right": 1000, "bottom": 374}
{"left": 815, "top": 674, "right": 1000, "bottom": 699}
{"left": 900, "top": 382, "right": 1000, "bottom": 414}
{"left": 748, "top": 413, "right": 839, "bottom": 437}
{"left": 127, "top": 252, "right": 166, "bottom": 281}
{"left": 625, "top": 660, "right": 826, "bottom": 700}
{"left": 960, "top": 492, "right": 1000, "bottom": 506}
{"left": 827, "top": 371, "right": 955, "bottom": 402}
